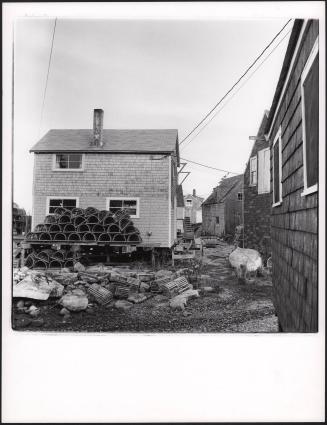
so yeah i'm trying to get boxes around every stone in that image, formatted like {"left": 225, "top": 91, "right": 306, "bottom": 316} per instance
{"left": 155, "top": 269, "right": 174, "bottom": 279}
{"left": 200, "top": 286, "right": 214, "bottom": 293}
{"left": 114, "top": 300, "right": 133, "bottom": 311}
{"left": 169, "top": 296, "right": 187, "bottom": 310}
{"left": 16, "top": 300, "right": 25, "bottom": 309}
{"left": 59, "top": 294, "right": 88, "bottom": 312}
{"left": 139, "top": 282, "right": 150, "bottom": 293}
{"left": 127, "top": 293, "right": 147, "bottom": 304}
{"left": 71, "top": 289, "right": 86, "bottom": 296}
{"left": 60, "top": 307, "right": 70, "bottom": 316}
{"left": 74, "top": 262, "right": 86, "bottom": 272}
{"left": 14, "top": 316, "right": 32, "bottom": 328}
{"left": 30, "top": 318, "right": 44, "bottom": 327}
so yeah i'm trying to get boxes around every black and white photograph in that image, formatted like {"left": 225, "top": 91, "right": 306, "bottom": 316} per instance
{"left": 3, "top": 1, "right": 325, "bottom": 423}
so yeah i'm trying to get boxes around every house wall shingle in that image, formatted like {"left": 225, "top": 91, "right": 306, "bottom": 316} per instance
{"left": 269, "top": 20, "right": 318, "bottom": 332}
{"left": 32, "top": 153, "right": 174, "bottom": 247}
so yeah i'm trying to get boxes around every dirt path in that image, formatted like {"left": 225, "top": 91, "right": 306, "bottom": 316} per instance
{"left": 13, "top": 243, "right": 278, "bottom": 333}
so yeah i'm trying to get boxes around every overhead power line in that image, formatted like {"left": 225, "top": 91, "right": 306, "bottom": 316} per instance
{"left": 180, "top": 157, "right": 240, "bottom": 175}
{"left": 180, "top": 27, "right": 292, "bottom": 152}
{"left": 179, "top": 18, "right": 292, "bottom": 146}
{"left": 38, "top": 17, "right": 57, "bottom": 138}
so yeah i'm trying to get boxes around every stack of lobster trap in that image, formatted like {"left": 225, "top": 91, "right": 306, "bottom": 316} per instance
{"left": 23, "top": 206, "right": 142, "bottom": 269}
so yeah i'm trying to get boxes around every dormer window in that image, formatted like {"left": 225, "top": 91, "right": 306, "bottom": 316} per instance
{"left": 53, "top": 153, "right": 84, "bottom": 171}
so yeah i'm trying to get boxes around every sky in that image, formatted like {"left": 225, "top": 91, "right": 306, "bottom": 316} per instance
{"left": 13, "top": 17, "right": 291, "bottom": 213}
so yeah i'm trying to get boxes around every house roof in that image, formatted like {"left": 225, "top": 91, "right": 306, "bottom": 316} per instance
{"left": 30, "top": 129, "right": 180, "bottom": 163}
{"left": 203, "top": 174, "right": 243, "bottom": 206}
{"left": 176, "top": 185, "right": 184, "bottom": 207}
{"left": 264, "top": 19, "right": 304, "bottom": 134}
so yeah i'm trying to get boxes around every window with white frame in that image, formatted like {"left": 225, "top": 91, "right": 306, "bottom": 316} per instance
{"left": 258, "top": 148, "right": 270, "bottom": 194}
{"left": 53, "top": 153, "right": 84, "bottom": 170}
{"left": 107, "top": 198, "right": 139, "bottom": 218}
{"left": 186, "top": 199, "right": 193, "bottom": 206}
{"left": 301, "top": 38, "right": 319, "bottom": 196}
{"left": 272, "top": 128, "right": 282, "bottom": 206}
{"left": 237, "top": 192, "right": 243, "bottom": 201}
{"left": 47, "top": 197, "right": 78, "bottom": 214}
{"left": 249, "top": 156, "right": 257, "bottom": 186}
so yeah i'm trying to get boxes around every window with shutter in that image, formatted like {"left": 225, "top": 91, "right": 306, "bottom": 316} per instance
{"left": 258, "top": 148, "right": 270, "bottom": 194}
{"left": 249, "top": 156, "right": 257, "bottom": 186}
{"left": 301, "top": 38, "right": 319, "bottom": 196}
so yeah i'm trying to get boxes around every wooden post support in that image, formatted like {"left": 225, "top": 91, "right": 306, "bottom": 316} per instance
{"left": 151, "top": 248, "right": 156, "bottom": 269}
{"left": 20, "top": 247, "right": 25, "bottom": 267}
{"left": 105, "top": 245, "right": 111, "bottom": 264}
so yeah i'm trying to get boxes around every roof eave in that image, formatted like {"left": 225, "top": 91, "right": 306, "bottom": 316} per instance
{"left": 264, "top": 19, "right": 305, "bottom": 135}
{"left": 30, "top": 149, "right": 176, "bottom": 154}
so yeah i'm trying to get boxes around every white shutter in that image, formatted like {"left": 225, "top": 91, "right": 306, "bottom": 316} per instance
{"left": 258, "top": 148, "right": 270, "bottom": 194}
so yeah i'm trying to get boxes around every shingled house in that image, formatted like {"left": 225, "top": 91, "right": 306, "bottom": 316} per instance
{"left": 265, "top": 19, "right": 319, "bottom": 332}
{"left": 243, "top": 110, "right": 271, "bottom": 260}
{"left": 30, "top": 109, "right": 180, "bottom": 249}
{"left": 202, "top": 174, "right": 243, "bottom": 237}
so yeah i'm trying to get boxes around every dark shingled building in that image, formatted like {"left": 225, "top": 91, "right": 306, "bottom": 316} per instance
{"left": 266, "top": 19, "right": 319, "bottom": 332}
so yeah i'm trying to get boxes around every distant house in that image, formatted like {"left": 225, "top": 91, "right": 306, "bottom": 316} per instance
{"left": 265, "top": 19, "right": 318, "bottom": 332}
{"left": 176, "top": 184, "right": 185, "bottom": 235}
{"left": 202, "top": 174, "right": 243, "bottom": 237}
{"left": 243, "top": 110, "right": 271, "bottom": 259}
{"left": 30, "top": 109, "right": 180, "bottom": 249}
{"left": 184, "top": 189, "right": 204, "bottom": 224}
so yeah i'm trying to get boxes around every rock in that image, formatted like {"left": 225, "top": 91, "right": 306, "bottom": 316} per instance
{"left": 139, "top": 282, "right": 150, "bottom": 293}
{"left": 29, "top": 309, "right": 40, "bottom": 318}
{"left": 16, "top": 300, "right": 25, "bottom": 309}
{"left": 28, "top": 305, "right": 40, "bottom": 317}
{"left": 181, "top": 289, "right": 200, "bottom": 300}
{"left": 114, "top": 300, "right": 133, "bottom": 311}
{"left": 169, "top": 296, "right": 187, "bottom": 310}
{"left": 183, "top": 310, "right": 192, "bottom": 317}
{"left": 155, "top": 269, "right": 174, "bottom": 279}
{"left": 60, "top": 307, "right": 70, "bottom": 316}
{"left": 14, "top": 316, "right": 32, "bottom": 328}
{"left": 127, "top": 293, "right": 147, "bottom": 304}
{"left": 71, "top": 289, "right": 86, "bottom": 296}
{"left": 59, "top": 294, "right": 88, "bottom": 312}
{"left": 30, "top": 318, "right": 44, "bottom": 327}
{"left": 74, "top": 262, "right": 86, "bottom": 272}
{"left": 200, "top": 286, "right": 214, "bottom": 293}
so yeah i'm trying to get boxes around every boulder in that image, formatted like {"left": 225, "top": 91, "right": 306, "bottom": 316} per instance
{"left": 74, "top": 262, "right": 86, "bottom": 272}
{"left": 127, "top": 293, "right": 147, "bottom": 304}
{"left": 60, "top": 307, "right": 70, "bottom": 316}
{"left": 114, "top": 300, "right": 133, "bottom": 311}
{"left": 59, "top": 294, "right": 88, "bottom": 312}
{"left": 155, "top": 269, "right": 174, "bottom": 279}
{"left": 169, "top": 296, "right": 187, "bottom": 310}
{"left": 139, "top": 282, "right": 150, "bottom": 293}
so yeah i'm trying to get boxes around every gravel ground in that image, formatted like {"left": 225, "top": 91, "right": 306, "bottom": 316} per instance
{"left": 12, "top": 244, "right": 279, "bottom": 333}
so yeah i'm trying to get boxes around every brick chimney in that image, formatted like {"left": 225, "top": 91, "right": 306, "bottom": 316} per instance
{"left": 92, "top": 109, "right": 104, "bottom": 147}
{"left": 193, "top": 189, "right": 196, "bottom": 197}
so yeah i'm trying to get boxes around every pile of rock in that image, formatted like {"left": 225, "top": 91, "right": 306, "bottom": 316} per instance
{"left": 12, "top": 263, "right": 201, "bottom": 326}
